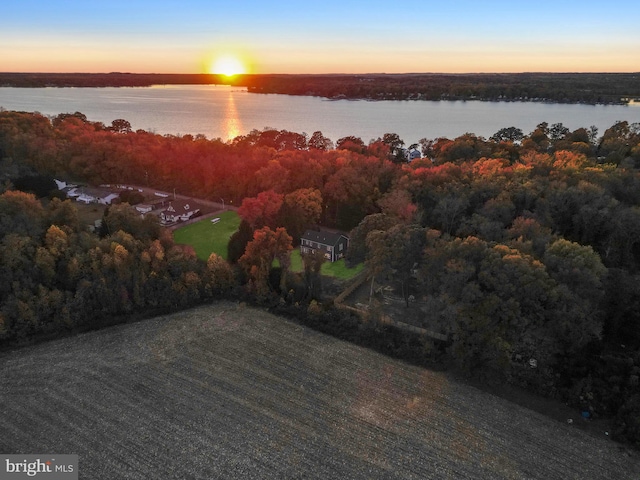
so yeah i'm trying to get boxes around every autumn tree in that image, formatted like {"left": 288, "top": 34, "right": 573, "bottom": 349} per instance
{"left": 205, "top": 253, "right": 235, "bottom": 294}
{"left": 277, "top": 130, "right": 308, "bottom": 151}
{"left": 598, "top": 121, "right": 637, "bottom": 164}
{"left": 0, "top": 190, "right": 45, "bottom": 239}
{"left": 46, "top": 198, "right": 82, "bottom": 233}
{"left": 323, "top": 153, "right": 395, "bottom": 230}
{"left": 522, "top": 122, "right": 550, "bottom": 152}
{"left": 308, "top": 131, "right": 333, "bottom": 151}
{"left": 336, "top": 136, "right": 367, "bottom": 154}
{"left": 239, "top": 227, "right": 292, "bottom": 297}
{"left": 255, "top": 160, "right": 290, "bottom": 193}
{"left": 237, "top": 190, "right": 284, "bottom": 229}
{"left": 377, "top": 188, "right": 417, "bottom": 223}
{"left": 279, "top": 188, "right": 323, "bottom": 241}
{"left": 506, "top": 216, "right": 554, "bottom": 258}
{"left": 347, "top": 213, "right": 399, "bottom": 265}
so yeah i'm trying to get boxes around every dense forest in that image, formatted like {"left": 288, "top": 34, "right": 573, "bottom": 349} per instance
{"left": 2, "top": 72, "right": 640, "bottom": 104}
{"left": 0, "top": 73, "right": 241, "bottom": 88}
{"left": 244, "top": 73, "right": 640, "bottom": 104}
{"left": 2, "top": 109, "right": 640, "bottom": 446}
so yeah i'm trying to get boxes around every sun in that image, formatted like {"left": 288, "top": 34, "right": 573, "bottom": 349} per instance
{"left": 210, "top": 55, "right": 246, "bottom": 77}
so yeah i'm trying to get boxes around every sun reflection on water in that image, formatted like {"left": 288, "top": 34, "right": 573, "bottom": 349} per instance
{"left": 222, "top": 92, "right": 242, "bottom": 141}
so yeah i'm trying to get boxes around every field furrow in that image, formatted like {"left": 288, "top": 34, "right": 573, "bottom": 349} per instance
{"left": 1, "top": 301, "right": 639, "bottom": 479}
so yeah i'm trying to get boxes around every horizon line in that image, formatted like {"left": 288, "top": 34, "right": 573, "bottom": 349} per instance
{"left": 2, "top": 71, "right": 640, "bottom": 76}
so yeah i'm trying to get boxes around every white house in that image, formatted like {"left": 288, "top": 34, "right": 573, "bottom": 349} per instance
{"left": 406, "top": 148, "right": 421, "bottom": 161}
{"left": 74, "top": 187, "right": 119, "bottom": 205}
{"left": 159, "top": 199, "right": 202, "bottom": 224}
{"left": 135, "top": 204, "right": 154, "bottom": 214}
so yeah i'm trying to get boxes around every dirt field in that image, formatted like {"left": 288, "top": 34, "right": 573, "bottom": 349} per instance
{"left": 1, "top": 302, "right": 639, "bottom": 479}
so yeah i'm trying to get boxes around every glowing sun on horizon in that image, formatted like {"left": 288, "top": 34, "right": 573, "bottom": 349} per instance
{"left": 210, "top": 55, "right": 246, "bottom": 77}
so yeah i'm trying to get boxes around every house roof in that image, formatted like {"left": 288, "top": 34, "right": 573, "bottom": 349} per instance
{"left": 301, "top": 229, "right": 348, "bottom": 246}
{"left": 162, "top": 199, "right": 201, "bottom": 213}
{"left": 79, "top": 187, "right": 117, "bottom": 199}
{"left": 135, "top": 204, "right": 153, "bottom": 212}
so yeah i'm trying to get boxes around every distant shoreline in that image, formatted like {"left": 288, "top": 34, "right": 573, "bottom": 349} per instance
{"left": 1, "top": 72, "right": 639, "bottom": 105}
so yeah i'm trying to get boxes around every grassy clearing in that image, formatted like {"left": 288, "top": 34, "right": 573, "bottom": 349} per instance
{"left": 1, "top": 302, "right": 637, "bottom": 479}
{"left": 69, "top": 201, "right": 106, "bottom": 226}
{"left": 174, "top": 214, "right": 364, "bottom": 278}
{"left": 173, "top": 210, "right": 240, "bottom": 260}
{"left": 289, "top": 249, "right": 364, "bottom": 279}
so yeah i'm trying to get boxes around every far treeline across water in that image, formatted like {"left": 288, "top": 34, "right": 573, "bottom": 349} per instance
{"left": 1, "top": 72, "right": 640, "bottom": 104}
{"left": 2, "top": 109, "right": 640, "bottom": 449}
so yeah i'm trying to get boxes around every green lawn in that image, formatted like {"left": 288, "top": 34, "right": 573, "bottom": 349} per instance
{"left": 175, "top": 213, "right": 363, "bottom": 278}
{"left": 289, "top": 249, "right": 364, "bottom": 280}
{"left": 173, "top": 211, "right": 240, "bottom": 260}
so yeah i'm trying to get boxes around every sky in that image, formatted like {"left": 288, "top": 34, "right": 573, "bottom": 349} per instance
{"left": 2, "top": 1, "right": 640, "bottom": 74}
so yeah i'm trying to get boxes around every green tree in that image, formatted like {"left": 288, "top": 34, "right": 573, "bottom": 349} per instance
{"left": 109, "top": 119, "right": 132, "bottom": 134}
{"left": 549, "top": 122, "right": 570, "bottom": 143}
{"left": 0, "top": 190, "right": 45, "bottom": 239}
{"left": 308, "top": 131, "right": 333, "bottom": 151}
{"left": 12, "top": 174, "right": 57, "bottom": 198}
{"left": 302, "top": 248, "right": 326, "bottom": 300}
{"left": 490, "top": 127, "right": 524, "bottom": 144}
{"left": 381, "top": 133, "right": 406, "bottom": 164}
{"left": 227, "top": 220, "right": 254, "bottom": 264}
{"left": 99, "top": 203, "right": 160, "bottom": 241}
{"left": 420, "top": 235, "right": 597, "bottom": 376}
{"left": 543, "top": 238, "right": 606, "bottom": 308}
{"left": 366, "top": 224, "right": 426, "bottom": 306}
{"left": 46, "top": 198, "right": 82, "bottom": 233}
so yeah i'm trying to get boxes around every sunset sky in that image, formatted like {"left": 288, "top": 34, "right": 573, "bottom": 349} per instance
{"left": 2, "top": 1, "right": 639, "bottom": 74}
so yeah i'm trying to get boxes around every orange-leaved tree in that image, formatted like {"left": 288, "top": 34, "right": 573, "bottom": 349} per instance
{"left": 239, "top": 227, "right": 292, "bottom": 297}
{"left": 237, "top": 190, "right": 284, "bottom": 229}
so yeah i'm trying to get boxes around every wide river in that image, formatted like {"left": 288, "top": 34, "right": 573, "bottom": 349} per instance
{"left": 1, "top": 85, "right": 639, "bottom": 145}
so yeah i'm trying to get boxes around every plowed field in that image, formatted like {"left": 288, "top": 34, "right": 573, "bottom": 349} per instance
{"left": 1, "top": 302, "right": 638, "bottom": 479}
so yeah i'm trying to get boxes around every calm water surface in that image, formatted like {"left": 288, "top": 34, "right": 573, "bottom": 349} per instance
{"left": 1, "top": 85, "right": 639, "bottom": 144}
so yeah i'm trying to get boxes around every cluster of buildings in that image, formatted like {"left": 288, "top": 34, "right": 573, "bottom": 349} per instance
{"left": 54, "top": 180, "right": 119, "bottom": 206}
{"left": 55, "top": 181, "right": 351, "bottom": 262}
{"left": 55, "top": 181, "right": 204, "bottom": 226}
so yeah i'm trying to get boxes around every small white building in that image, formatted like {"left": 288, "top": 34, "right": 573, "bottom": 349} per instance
{"left": 135, "top": 204, "right": 154, "bottom": 214}
{"left": 406, "top": 148, "right": 421, "bottom": 161}
{"left": 73, "top": 187, "right": 119, "bottom": 205}
{"left": 159, "top": 199, "right": 202, "bottom": 224}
